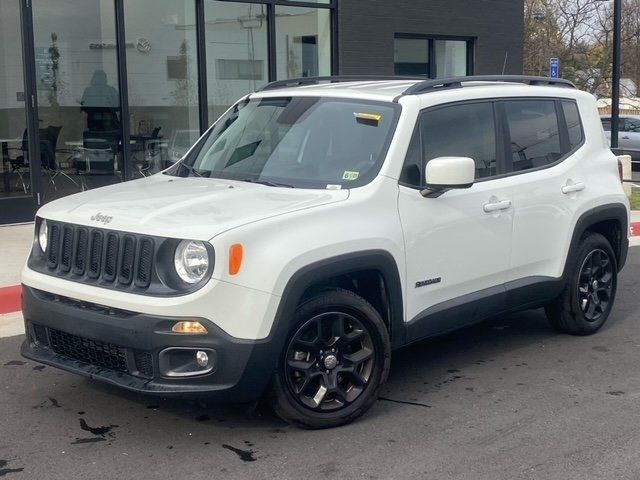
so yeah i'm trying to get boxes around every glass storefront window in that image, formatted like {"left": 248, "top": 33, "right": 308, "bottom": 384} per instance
{"left": 32, "top": 0, "right": 122, "bottom": 201}
{"left": 1, "top": 0, "right": 336, "bottom": 223}
{"left": 434, "top": 40, "right": 468, "bottom": 77}
{"left": 275, "top": 6, "right": 331, "bottom": 79}
{"left": 124, "top": 0, "right": 200, "bottom": 173}
{"left": 394, "top": 36, "right": 472, "bottom": 79}
{"left": 0, "top": 0, "right": 30, "bottom": 200}
{"left": 394, "top": 38, "right": 429, "bottom": 76}
{"left": 205, "top": 1, "right": 269, "bottom": 123}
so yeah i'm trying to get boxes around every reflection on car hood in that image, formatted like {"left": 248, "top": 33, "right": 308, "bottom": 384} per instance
{"left": 37, "top": 174, "right": 350, "bottom": 240}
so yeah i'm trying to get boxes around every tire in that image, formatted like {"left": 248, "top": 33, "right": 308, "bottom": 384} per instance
{"left": 545, "top": 232, "right": 618, "bottom": 336}
{"left": 267, "top": 288, "right": 391, "bottom": 429}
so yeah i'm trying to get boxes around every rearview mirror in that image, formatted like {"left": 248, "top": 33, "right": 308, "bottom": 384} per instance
{"left": 422, "top": 157, "right": 475, "bottom": 198}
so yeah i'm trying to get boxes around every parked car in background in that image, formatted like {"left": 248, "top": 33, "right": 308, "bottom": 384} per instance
{"left": 601, "top": 114, "right": 640, "bottom": 171}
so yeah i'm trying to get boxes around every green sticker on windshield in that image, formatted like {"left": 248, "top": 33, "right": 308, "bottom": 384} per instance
{"left": 342, "top": 171, "right": 360, "bottom": 181}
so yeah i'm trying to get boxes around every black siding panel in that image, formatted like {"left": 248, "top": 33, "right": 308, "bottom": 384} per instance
{"left": 338, "top": 0, "right": 524, "bottom": 76}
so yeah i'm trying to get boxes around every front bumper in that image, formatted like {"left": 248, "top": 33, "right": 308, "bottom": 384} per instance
{"left": 20, "top": 286, "right": 280, "bottom": 402}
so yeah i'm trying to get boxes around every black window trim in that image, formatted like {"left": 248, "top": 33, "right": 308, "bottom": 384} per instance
{"left": 398, "top": 96, "right": 585, "bottom": 190}
{"left": 397, "top": 121, "right": 423, "bottom": 189}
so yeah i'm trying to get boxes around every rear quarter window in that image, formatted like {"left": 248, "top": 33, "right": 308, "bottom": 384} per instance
{"left": 561, "top": 100, "right": 584, "bottom": 150}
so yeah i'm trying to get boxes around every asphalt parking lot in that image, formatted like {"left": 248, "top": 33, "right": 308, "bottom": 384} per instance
{"left": 1, "top": 248, "right": 640, "bottom": 480}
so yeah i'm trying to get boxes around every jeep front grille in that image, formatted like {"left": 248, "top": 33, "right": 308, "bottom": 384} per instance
{"left": 44, "top": 222, "right": 155, "bottom": 291}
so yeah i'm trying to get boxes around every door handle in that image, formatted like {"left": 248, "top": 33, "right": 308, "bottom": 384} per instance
{"left": 562, "top": 182, "right": 585, "bottom": 194}
{"left": 483, "top": 199, "right": 511, "bottom": 213}
{"left": 622, "top": 136, "right": 630, "bottom": 139}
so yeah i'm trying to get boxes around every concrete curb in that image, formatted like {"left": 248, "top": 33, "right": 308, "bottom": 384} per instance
{"left": 0, "top": 312, "right": 24, "bottom": 338}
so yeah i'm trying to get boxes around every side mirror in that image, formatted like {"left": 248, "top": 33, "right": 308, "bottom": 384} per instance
{"left": 421, "top": 156, "right": 475, "bottom": 198}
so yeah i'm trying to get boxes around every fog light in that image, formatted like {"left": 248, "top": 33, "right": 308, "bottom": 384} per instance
{"left": 158, "top": 347, "right": 217, "bottom": 377}
{"left": 196, "top": 350, "right": 209, "bottom": 367}
{"left": 171, "top": 321, "right": 208, "bottom": 335}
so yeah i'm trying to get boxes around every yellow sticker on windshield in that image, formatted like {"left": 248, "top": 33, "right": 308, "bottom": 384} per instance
{"left": 342, "top": 171, "right": 360, "bottom": 181}
{"left": 354, "top": 112, "right": 382, "bottom": 126}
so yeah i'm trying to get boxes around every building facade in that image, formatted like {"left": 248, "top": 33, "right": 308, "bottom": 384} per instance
{"left": 0, "top": 0, "right": 523, "bottom": 224}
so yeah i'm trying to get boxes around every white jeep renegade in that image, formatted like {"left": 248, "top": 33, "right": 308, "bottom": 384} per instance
{"left": 21, "top": 76, "right": 630, "bottom": 428}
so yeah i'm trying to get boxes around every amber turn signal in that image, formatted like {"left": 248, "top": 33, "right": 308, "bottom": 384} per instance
{"left": 171, "top": 321, "right": 208, "bottom": 335}
{"left": 229, "top": 244, "right": 244, "bottom": 275}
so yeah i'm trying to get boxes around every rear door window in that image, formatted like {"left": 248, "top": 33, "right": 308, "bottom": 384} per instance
{"left": 504, "top": 99, "right": 562, "bottom": 172}
{"left": 624, "top": 118, "right": 640, "bottom": 132}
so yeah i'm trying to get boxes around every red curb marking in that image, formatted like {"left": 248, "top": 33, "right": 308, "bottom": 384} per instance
{"left": 631, "top": 222, "right": 640, "bottom": 238}
{"left": 0, "top": 285, "right": 22, "bottom": 314}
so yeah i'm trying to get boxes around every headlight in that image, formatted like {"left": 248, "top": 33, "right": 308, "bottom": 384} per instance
{"left": 174, "top": 240, "right": 209, "bottom": 284}
{"left": 38, "top": 219, "right": 48, "bottom": 253}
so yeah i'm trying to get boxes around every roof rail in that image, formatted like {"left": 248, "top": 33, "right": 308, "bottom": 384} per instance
{"left": 257, "top": 75, "right": 427, "bottom": 92}
{"left": 402, "top": 75, "right": 576, "bottom": 96}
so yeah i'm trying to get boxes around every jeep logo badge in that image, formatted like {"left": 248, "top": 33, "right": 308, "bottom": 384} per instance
{"left": 91, "top": 213, "right": 113, "bottom": 225}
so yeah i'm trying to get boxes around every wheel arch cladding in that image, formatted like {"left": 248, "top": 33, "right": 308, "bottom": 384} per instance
{"left": 567, "top": 203, "right": 629, "bottom": 274}
{"left": 271, "top": 250, "right": 406, "bottom": 349}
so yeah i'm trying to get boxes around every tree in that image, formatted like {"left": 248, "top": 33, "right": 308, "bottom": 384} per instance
{"left": 524, "top": 0, "right": 609, "bottom": 93}
{"left": 524, "top": 0, "right": 640, "bottom": 97}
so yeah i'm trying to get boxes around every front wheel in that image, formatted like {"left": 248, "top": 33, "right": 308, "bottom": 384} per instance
{"left": 268, "top": 288, "right": 391, "bottom": 429}
{"left": 545, "top": 232, "right": 618, "bottom": 336}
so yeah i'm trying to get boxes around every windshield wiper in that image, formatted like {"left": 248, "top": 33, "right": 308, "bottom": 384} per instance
{"left": 240, "top": 178, "right": 294, "bottom": 188}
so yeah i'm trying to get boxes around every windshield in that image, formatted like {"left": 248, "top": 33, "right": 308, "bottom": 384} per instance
{"left": 168, "top": 96, "right": 400, "bottom": 188}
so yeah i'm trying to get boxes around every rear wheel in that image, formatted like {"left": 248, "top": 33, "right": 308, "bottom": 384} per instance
{"left": 545, "top": 233, "right": 618, "bottom": 335}
{"left": 268, "top": 288, "right": 391, "bottom": 429}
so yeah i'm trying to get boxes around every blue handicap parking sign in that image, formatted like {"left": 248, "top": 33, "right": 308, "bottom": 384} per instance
{"left": 550, "top": 58, "right": 560, "bottom": 78}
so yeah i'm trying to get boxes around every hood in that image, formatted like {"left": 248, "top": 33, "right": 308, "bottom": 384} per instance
{"left": 38, "top": 174, "right": 349, "bottom": 240}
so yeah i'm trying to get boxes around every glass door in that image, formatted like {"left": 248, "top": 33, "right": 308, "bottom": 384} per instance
{"left": 124, "top": 0, "right": 201, "bottom": 174}
{"left": 0, "top": 0, "right": 38, "bottom": 224}
{"left": 205, "top": 1, "right": 269, "bottom": 122}
{"left": 32, "top": 0, "right": 123, "bottom": 203}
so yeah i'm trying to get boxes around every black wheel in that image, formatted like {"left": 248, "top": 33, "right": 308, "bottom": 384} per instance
{"left": 268, "top": 288, "right": 391, "bottom": 429}
{"left": 545, "top": 233, "right": 618, "bottom": 336}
